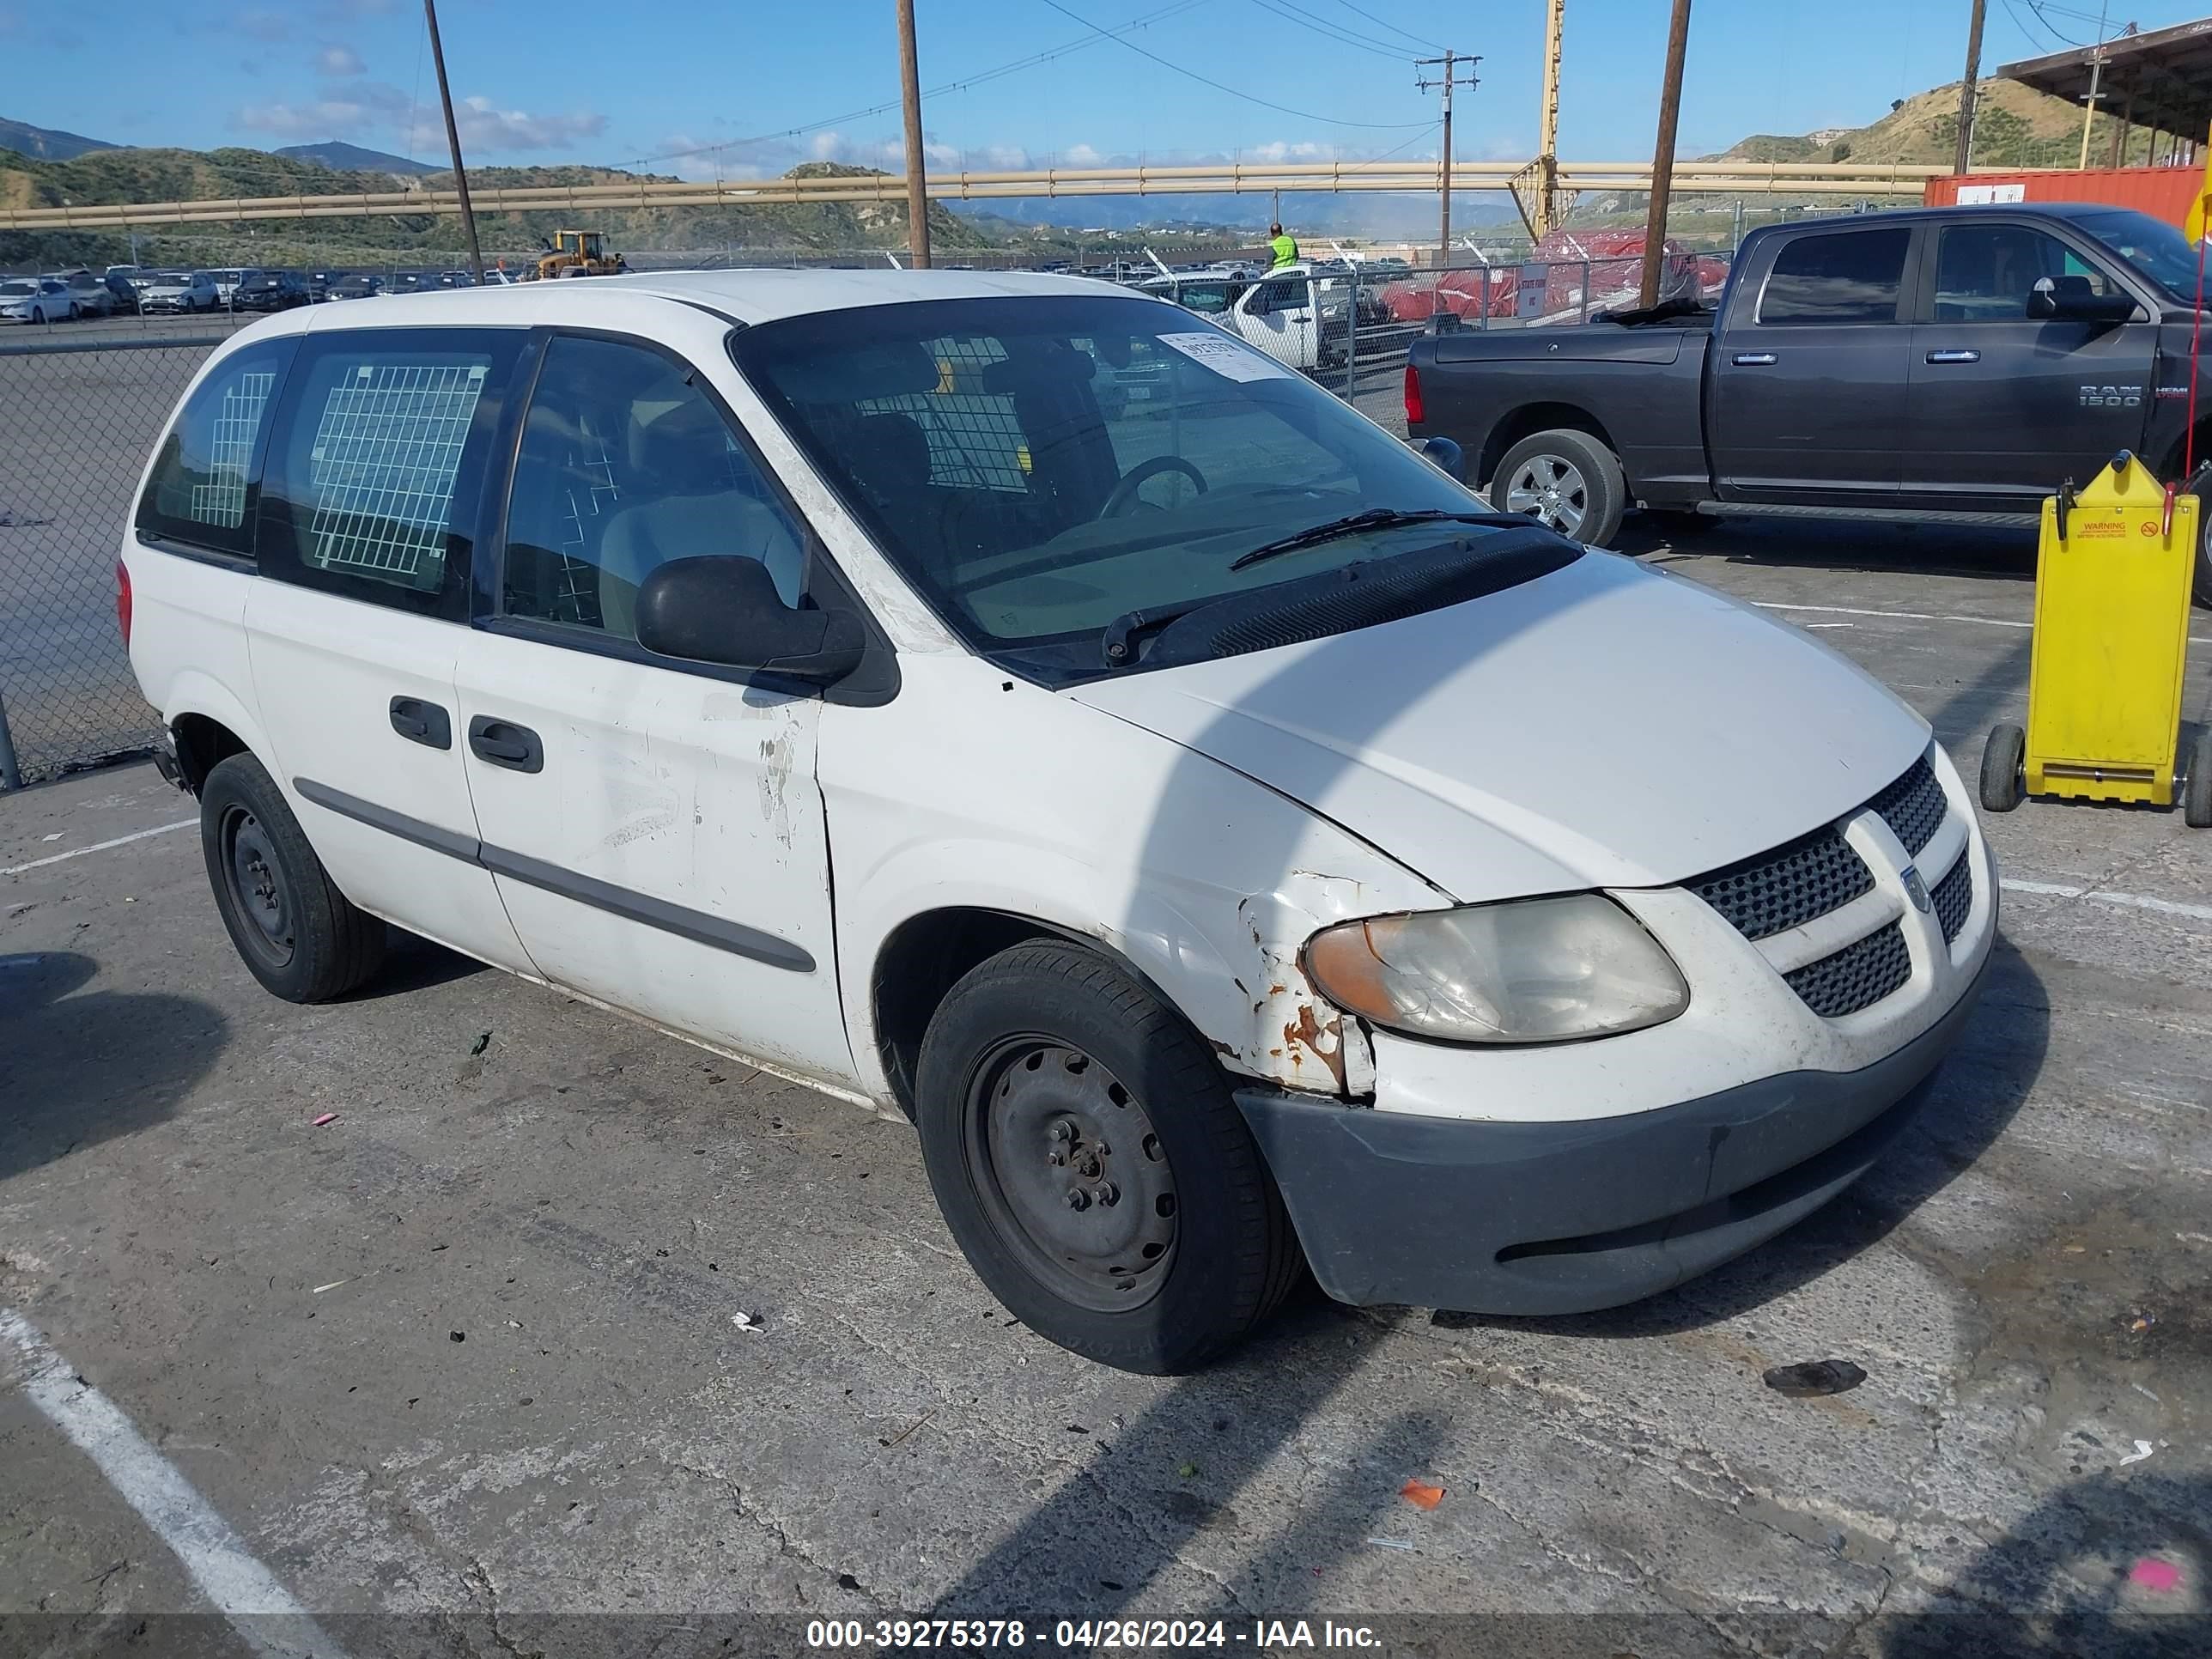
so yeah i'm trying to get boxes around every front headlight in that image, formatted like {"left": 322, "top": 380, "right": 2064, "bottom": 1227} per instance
{"left": 1303, "top": 894, "right": 1688, "bottom": 1045}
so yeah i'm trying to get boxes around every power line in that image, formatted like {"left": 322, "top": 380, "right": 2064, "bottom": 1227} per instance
{"left": 1035, "top": 0, "right": 1433, "bottom": 128}
{"left": 616, "top": 0, "right": 1215, "bottom": 171}
{"left": 1246, "top": 0, "right": 1416, "bottom": 61}
{"left": 1328, "top": 0, "right": 1443, "bottom": 54}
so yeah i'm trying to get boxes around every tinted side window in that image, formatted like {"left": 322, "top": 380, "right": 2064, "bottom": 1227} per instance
{"left": 1758, "top": 229, "right": 1910, "bottom": 325}
{"left": 257, "top": 327, "right": 523, "bottom": 617}
{"left": 1934, "top": 225, "right": 2112, "bottom": 320}
{"left": 501, "top": 334, "right": 806, "bottom": 641}
{"left": 135, "top": 338, "right": 297, "bottom": 558}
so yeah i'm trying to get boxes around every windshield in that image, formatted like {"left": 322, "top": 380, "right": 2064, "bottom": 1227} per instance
{"left": 0, "top": 282, "right": 34, "bottom": 295}
{"left": 2073, "top": 209, "right": 2201, "bottom": 298}
{"left": 731, "top": 294, "right": 1505, "bottom": 674}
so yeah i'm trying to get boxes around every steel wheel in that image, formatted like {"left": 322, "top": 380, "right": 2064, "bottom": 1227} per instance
{"left": 1504, "top": 452, "right": 1589, "bottom": 537}
{"left": 963, "top": 1037, "right": 1178, "bottom": 1314}
{"left": 220, "top": 804, "right": 295, "bottom": 971}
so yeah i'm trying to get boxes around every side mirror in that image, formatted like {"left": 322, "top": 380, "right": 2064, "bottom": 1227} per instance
{"left": 2028, "top": 274, "right": 2136, "bottom": 325}
{"left": 1416, "top": 435, "right": 1466, "bottom": 481}
{"left": 635, "top": 557, "right": 865, "bottom": 684}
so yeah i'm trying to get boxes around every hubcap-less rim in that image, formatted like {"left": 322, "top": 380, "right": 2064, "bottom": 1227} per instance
{"left": 1504, "top": 453, "right": 1589, "bottom": 536}
{"left": 964, "top": 1039, "right": 1178, "bottom": 1312}
{"left": 222, "top": 806, "right": 295, "bottom": 969}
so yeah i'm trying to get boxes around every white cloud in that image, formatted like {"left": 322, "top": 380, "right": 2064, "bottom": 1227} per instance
{"left": 237, "top": 78, "right": 603, "bottom": 155}
{"left": 445, "top": 95, "right": 605, "bottom": 152}
{"left": 316, "top": 44, "right": 365, "bottom": 76}
{"left": 1064, "top": 143, "right": 1105, "bottom": 167}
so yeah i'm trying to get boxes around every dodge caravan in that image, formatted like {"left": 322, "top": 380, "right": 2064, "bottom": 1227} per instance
{"left": 122, "top": 271, "right": 1996, "bottom": 1372}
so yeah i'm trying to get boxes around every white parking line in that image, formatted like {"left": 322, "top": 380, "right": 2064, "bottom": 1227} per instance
{"left": 2, "top": 819, "right": 194, "bottom": 878}
{"left": 1, "top": 1310, "right": 343, "bottom": 1659}
{"left": 2001, "top": 878, "right": 2212, "bottom": 924}
{"left": 1753, "top": 600, "right": 2212, "bottom": 647}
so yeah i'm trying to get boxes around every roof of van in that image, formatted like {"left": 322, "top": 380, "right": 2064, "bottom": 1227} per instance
{"left": 297, "top": 267, "right": 1137, "bottom": 328}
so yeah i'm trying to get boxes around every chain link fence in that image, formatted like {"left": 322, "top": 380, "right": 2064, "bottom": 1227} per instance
{"left": 0, "top": 334, "right": 226, "bottom": 787}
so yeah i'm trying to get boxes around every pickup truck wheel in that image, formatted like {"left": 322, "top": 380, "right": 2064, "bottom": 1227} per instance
{"left": 1979, "top": 722, "right": 2027, "bottom": 814}
{"left": 915, "top": 939, "right": 1301, "bottom": 1374}
{"left": 1494, "top": 428, "right": 1626, "bottom": 546}
{"left": 199, "top": 753, "right": 386, "bottom": 1002}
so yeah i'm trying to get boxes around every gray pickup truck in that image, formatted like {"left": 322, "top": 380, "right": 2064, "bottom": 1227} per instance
{"left": 1406, "top": 203, "right": 2212, "bottom": 602}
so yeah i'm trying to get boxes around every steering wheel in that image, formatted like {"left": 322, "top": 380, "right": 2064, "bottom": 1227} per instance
{"left": 1098, "top": 455, "right": 1209, "bottom": 519}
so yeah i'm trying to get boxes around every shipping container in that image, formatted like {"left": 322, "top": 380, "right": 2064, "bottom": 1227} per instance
{"left": 1923, "top": 166, "right": 2201, "bottom": 228}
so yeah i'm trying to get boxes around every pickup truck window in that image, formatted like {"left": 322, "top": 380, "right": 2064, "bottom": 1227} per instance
{"left": 1935, "top": 225, "right": 2111, "bottom": 321}
{"left": 2069, "top": 207, "right": 2198, "bottom": 299}
{"left": 1757, "top": 228, "right": 1910, "bottom": 325}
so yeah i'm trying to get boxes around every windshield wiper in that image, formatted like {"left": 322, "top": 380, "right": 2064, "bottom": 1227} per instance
{"left": 1100, "top": 598, "right": 1213, "bottom": 667}
{"left": 1226, "top": 508, "right": 1511, "bottom": 572}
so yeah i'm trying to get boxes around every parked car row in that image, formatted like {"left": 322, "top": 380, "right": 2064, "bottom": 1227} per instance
{"left": 3, "top": 263, "right": 530, "bottom": 325}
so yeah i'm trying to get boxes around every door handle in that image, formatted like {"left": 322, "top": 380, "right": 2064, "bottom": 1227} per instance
{"left": 1925, "top": 349, "right": 1982, "bottom": 364}
{"left": 388, "top": 696, "right": 452, "bottom": 750}
{"left": 467, "top": 715, "right": 544, "bottom": 774}
{"left": 1732, "top": 352, "right": 1778, "bottom": 366}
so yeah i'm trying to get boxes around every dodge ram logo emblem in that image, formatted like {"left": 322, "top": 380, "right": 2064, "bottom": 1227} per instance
{"left": 1900, "top": 865, "right": 1931, "bottom": 913}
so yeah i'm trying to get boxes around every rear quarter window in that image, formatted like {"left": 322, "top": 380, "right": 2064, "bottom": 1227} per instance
{"left": 256, "top": 326, "right": 526, "bottom": 618}
{"left": 135, "top": 337, "right": 300, "bottom": 560}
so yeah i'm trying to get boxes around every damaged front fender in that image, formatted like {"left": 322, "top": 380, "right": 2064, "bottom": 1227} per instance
{"left": 1230, "top": 878, "right": 1377, "bottom": 1101}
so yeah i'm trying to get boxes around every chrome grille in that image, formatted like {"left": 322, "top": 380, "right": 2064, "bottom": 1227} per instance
{"left": 1688, "top": 827, "right": 1874, "bottom": 942}
{"left": 1931, "top": 854, "right": 1972, "bottom": 945}
{"left": 1784, "top": 922, "right": 1911, "bottom": 1018}
{"left": 1869, "top": 753, "right": 1945, "bottom": 857}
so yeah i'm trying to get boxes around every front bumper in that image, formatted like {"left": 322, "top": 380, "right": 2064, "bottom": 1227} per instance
{"left": 1236, "top": 946, "right": 1987, "bottom": 1315}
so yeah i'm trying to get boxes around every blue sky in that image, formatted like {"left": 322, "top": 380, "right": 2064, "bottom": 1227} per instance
{"left": 2, "top": 0, "right": 2202, "bottom": 173}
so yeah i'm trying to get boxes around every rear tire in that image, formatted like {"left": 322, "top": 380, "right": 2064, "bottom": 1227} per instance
{"left": 2185, "top": 730, "right": 2212, "bottom": 829}
{"left": 1980, "top": 722, "right": 2027, "bottom": 814}
{"left": 200, "top": 753, "right": 386, "bottom": 1002}
{"left": 1492, "top": 428, "right": 1626, "bottom": 547}
{"left": 915, "top": 939, "right": 1300, "bottom": 1373}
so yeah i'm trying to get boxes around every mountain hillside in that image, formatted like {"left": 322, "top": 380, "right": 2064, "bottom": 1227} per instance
{"left": 275, "top": 142, "right": 439, "bottom": 177}
{"left": 1713, "top": 76, "right": 2161, "bottom": 170}
{"left": 0, "top": 115, "right": 118, "bottom": 162}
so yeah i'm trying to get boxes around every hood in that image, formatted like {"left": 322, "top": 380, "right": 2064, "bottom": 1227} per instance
{"left": 1068, "top": 551, "right": 1927, "bottom": 902}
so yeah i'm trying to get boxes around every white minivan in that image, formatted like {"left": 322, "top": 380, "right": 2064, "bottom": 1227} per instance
{"left": 123, "top": 270, "right": 1996, "bottom": 1373}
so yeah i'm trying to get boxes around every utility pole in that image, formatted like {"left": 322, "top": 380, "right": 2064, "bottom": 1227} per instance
{"left": 1954, "top": 0, "right": 1986, "bottom": 175}
{"left": 422, "top": 0, "right": 483, "bottom": 283}
{"left": 1638, "top": 0, "right": 1692, "bottom": 308}
{"left": 896, "top": 0, "right": 932, "bottom": 269}
{"left": 1535, "top": 0, "right": 1565, "bottom": 237}
{"left": 1416, "top": 52, "right": 1480, "bottom": 264}
{"left": 2077, "top": 7, "right": 2111, "bottom": 170}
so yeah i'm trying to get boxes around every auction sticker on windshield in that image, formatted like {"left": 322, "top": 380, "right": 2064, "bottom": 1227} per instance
{"left": 1156, "top": 331, "right": 1291, "bottom": 382}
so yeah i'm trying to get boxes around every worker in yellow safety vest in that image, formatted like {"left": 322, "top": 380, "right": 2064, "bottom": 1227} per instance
{"left": 1267, "top": 222, "right": 1298, "bottom": 269}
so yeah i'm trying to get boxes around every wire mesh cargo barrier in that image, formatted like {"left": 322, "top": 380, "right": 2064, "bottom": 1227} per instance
{"left": 0, "top": 336, "right": 228, "bottom": 787}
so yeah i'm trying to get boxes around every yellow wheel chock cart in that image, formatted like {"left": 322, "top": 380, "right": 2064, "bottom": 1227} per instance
{"left": 1980, "top": 450, "right": 2212, "bottom": 828}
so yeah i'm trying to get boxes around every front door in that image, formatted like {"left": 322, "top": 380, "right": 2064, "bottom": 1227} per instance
{"left": 454, "top": 331, "right": 854, "bottom": 1087}
{"left": 246, "top": 324, "right": 535, "bottom": 974}
{"left": 1710, "top": 224, "right": 1917, "bottom": 501}
{"left": 1905, "top": 219, "right": 2159, "bottom": 507}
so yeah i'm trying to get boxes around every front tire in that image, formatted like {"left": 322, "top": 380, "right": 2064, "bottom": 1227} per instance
{"left": 1493, "top": 428, "right": 1626, "bottom": 547}
{"left": 915, "top": 939, "right": 1301, "bottom": 1373}
{"left": 200, "top": 753, "right": 386, "bottom": 1001}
